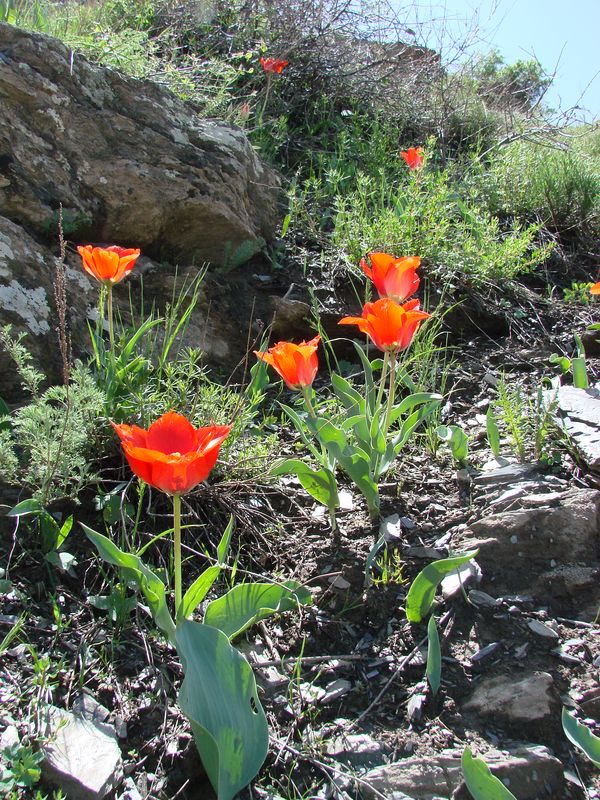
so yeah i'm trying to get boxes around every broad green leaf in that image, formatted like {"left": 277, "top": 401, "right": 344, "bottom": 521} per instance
{"left": 82, "top": 524, "right": 175, "bottom": 644}
{"left": 280, "top": 404, "right": 322, "bottom": 462}
{"left": 271, "top": 459, "right": 339, "bottom": 509}
{"left": 336, "top": 451, "right": 379, "bottom": 515}
{"left": 180, "top": 566, "right": 222, "bottom": 622}
{"left": 7, "top": 499, "right": 44, "bottom": 517}
{"left": 344, "top": 413, "right": 371, "bottom": 450}
{"left": 364, "top": 529, "right": 387, "bottom": 587}
{"left": 176, "top": 620, "right": 269, "bottom": 800}
{"left": 331, "top": 373, "right": 363, "bottom": 415}
{"left": 308, "top": 415, "right": 348, "bottom": 455}
{"left": 426, "top": 615, "right": 441, "bottom": 696}
{"left": 436, "top": 424, "right": 469, "bottom": 465}
{"left": 549, "top": 353, "right": 571, "bottom": 375}
{"left": 390, "top": 392, "right": 443, "bottom": 422}
{"left": 393, "top": 400, "right": 441, "bottom": 449}
{"left": 368, "top": 406, "right": 387, "bottom": 458}
{"left": 217, "top": 516, "right": 234, "bottom": 564}
{"left": 486, "top": 406, "right": 501, "bottom": 457}
{"left": 56, "top": 515, "right": 73, "bottom": 550}
{"left": 352, "top": 341, "right": 375, "bottom": 410}
{"left": 204, "top": 580, "right": 311, "bottom": 641}
{"left": 405, "top": 550, "right": 479, "bottom": 623}
{"left": 572, "top": 357, "right": 589, "bottom": 389}
{"left": 461, "top": 748, "right": 517, "bottom": 799}
{"left": 562, "top": 707, "right": 600, "bottom": 767}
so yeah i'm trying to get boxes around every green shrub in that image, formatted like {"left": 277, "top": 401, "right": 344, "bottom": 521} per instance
{"left": 483, "top": 139, "right": 600, "bottom": 238}
{"left": 331, "top": 165, "right": 552, "bottom": 286}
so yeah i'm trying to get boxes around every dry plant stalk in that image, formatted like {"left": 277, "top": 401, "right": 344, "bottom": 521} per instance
{"left": 53, "top": 205, "right": 72, "bottom": 385}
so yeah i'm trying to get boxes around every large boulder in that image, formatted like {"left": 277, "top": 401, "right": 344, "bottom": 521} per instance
{"left": 0, "top": 23, "right": 281, "bottom": 264}
{"left": 0, "top": 24, "right": 288, "bottom": 399}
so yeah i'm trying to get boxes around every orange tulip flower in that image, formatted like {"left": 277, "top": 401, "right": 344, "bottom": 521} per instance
{"left": 78, "top": 245, "right": 141, "bottom": 285}
{"left": 590, "top": 281, "right": 600, "bottom": 295}
{"left": 400, "top": 147, "right": 424, "bottom": 170}
{"left": 255, "top": 335, "right": 320, "bottom": 390}
{"left": 361, "top": 252, "right": 420, "bottom": 303}
{"left": 339, "top": 298, "right": 430, "bottom": 353}
{"left": 260, "top": 56, "right": 289, "bottom": 74}
{"left": 112, "top": 412, "right": 231, "bottom": 495}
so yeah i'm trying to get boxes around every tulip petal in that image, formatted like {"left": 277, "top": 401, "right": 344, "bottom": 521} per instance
{"left": 147, "top": 411, "right": 198, "bottom": 454}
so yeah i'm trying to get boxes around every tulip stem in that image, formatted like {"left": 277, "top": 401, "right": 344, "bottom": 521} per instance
{"left": 375, "top": 351, "right": 390, "bottom": 410}
{"left": 301, "top": 386, "right": 317, "bottom": 418}
{"left": 107, "top": 284, "right": 114, "bottom": 350}
{"left": 173, "top": 493, "right": 182, "bottom": 617}
{"left": 383, "top": 353, "right": 397, "bottom": 436}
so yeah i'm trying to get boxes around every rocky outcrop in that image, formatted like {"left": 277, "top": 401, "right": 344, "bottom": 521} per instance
{"left": 0, "top": 23, "right": 281, "bottom": 264}
{"left": 0, "top": 24, "right": 287, "bottom": 399}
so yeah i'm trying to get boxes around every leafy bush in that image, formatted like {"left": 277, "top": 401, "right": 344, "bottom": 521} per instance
{"left": 482, "top": 138, "right": 600, "bottom": 239}
{"left": 331, "top": 164, "right": 552, "bottom": 286}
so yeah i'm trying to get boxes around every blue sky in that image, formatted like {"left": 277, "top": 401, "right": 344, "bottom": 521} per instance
{"left": 403, "top": 0, "right": 600, "bottom": 120}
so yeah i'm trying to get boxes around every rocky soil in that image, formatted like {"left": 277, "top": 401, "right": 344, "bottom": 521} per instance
{"left": 1, "top": 301, "right": 599, "bottom": 800}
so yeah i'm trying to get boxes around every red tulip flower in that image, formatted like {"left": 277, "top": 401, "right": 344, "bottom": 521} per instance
{"left": 260, "top": 56, "right": 289, "bottom": 74}
{"left": 339, "top": 298, "right": 430, "bottom": 353}
{"left": 112, "top": 411, "right": 231, "bottom": 496}
{"left": 77, "top": 245, "right": 140, "bottom": 285}
{"left": 361, "top": 252, "right": 420, "bottom": 303}
{"left": 400, "top": 147, "right": 424, "bottom": 170}
{"left": 255, "top": 335, "right": 320, "bottom": 390}
{"left": 590, "top": 282, "right": 600, "bottom": 295}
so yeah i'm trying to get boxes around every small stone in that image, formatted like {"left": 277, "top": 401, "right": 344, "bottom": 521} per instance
{"left": 379, "top": 513, "right": 402, "bottom": 541}
{"left": 325, "top": 730, "right": 384, "bottom": 768}
{"left": 40, "top": 705, "right": 123, "bottom": 799}
{"left": 320, "top": 679, "right": 351, "bottom": 704}
{"left": 463, "top": 672, "right": 559, "bottom": 723}
{"left": 329, "top": 575, "right": 351, "bottom": 591}
{"left": 468, "top": 590, "right": 499, "bottom": 608}
{"left": 441, "top": 561, "right": 482, "bottom": 599}
{"left": 528, "top": 619, "right": 559, "bottom": 639}
{"left": 0, "top": 724, "right": 19, "bottom": 750}
{"left": 473, "top": 463, "right": 537, "bottom": 487}
{"left": 471, "top": 642, "right": 501, "bottom": 663}
{"left": 338, "top": 490, "right": 354, "bottom": 510}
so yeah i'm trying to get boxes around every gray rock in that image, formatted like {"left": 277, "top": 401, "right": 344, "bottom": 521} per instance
{"left": 40, "top": 705, "right": 123, "bottom": 799}
{"left": 325, "top": 730, "right": 384, "bottom": 768}
{"left": 320, "top": 678, "right": 352, "bottom": 704}
{"left": 362, "top": 744, "right": 563, "bottom": 800}
{"left": 468, "top": 590, "right": 499, "bottom": 608}
{"left": 453, "top": 744, "right": 564, "bottom": 800}
{"left": 473, "top": 463, "right": 538, "bottom": 487}
{"left": 441, "top": 560, "right": 482, "bottom": 599}
{"left": 527, "top": 619, "right": 559, "bottom": 639}
{"left": 0, "top": 25, "right": 280, "bottom": 266}
{"left": 551, "top": 385, "right": 600, "bottom": 469}
{"left": 454, "top": 488, "right": 600, "bottom": 593}
{"left": 463, "top": 672, "right": 559, "bottom": 724}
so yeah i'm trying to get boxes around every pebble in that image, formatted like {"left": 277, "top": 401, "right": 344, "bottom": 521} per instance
{"left": 528, "top": 620, "right": 559, "bottom": 639}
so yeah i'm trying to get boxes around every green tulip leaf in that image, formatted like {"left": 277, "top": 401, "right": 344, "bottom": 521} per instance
{"left": 426, "top": 615, "right": 441, "bottom": 696}
{"left": 486, "top": 406, "right": 501, "bottom": 457}
{"left": 180, "top": 566, "right": 221, "bottom": 622}
{"left": 562, "top": 707, "right": 600, "bottom": 767}
{"left": 406, "top": 550, "right": 479, "bottom": 623}
{"left": 204, "top": 580, "right": 311, "bottom": 641}
{"left": 7, "top": 499, "right": 44, "bottom": 517}
{"left": 461, "top": 748, "right": 517, "bottom": 799}
{"left": 436, "top": 424, "right": 469, "bottom": 465}
{"left": 82, "top": 524, "right": 175, "bottom": 644}
{"left": 271, "top": 459, "right": 339, "bottom": 509}
{"left": 176, "top": 620, "right": 268, "bottom": 800}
